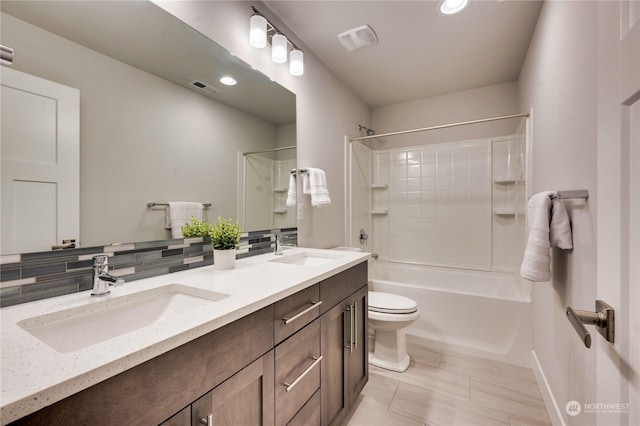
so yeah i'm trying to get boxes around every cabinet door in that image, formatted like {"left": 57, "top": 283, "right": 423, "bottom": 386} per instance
{"left": 347, "top": 286, "right": 368, "bottom": 407}
{"left": 320, "top": 300, "right": 349, "bottom": 426}
{"left": 192, "top": 350, "right": 275, "bottom": 426}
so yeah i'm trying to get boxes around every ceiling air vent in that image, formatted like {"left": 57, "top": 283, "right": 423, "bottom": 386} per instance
{"left": 191, "top": 80, "right": 220, "bottom": 95}
{"left": 337, "top": 25, "right": 378, "bottom": 52}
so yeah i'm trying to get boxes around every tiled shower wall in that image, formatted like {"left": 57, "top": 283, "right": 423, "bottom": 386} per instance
{"left": 0, "top": 228, "right": 297, "bottom": 307}
{"left": 372, "top": 139, "right": 492, "bottom": 270}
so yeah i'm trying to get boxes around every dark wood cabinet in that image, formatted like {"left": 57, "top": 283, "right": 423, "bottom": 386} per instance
{"left": 319, "top": 263, "right": 368, "bottom": 426}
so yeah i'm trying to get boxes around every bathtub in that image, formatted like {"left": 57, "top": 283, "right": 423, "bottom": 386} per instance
{"left": 368, "top": 261, "right": 533, "bottom": 367}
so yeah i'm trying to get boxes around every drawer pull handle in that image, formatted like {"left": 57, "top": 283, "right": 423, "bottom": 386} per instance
{"left": 283, "top": 356, "right": 323, "bottom": 392}
{"left": 283, "top": 301, "right": 322, "bottom": 325}
{"left": 200, "top": 414, "right": 213, "bottom": 425}
{"left": 354, "top": 301, "right": 358, "bottom": 350}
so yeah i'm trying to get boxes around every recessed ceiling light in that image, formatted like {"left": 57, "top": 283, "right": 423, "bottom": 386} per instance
{"left": 440, "top": 0, "right": 470, "bottom": 15}
{"left": 219, "top": 76, "right": 237, "bottom": 86}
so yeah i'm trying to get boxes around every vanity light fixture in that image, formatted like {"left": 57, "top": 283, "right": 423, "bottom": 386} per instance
{"left": 439, "top": 0, "right": 471, "bottom": 15}
{"left": 249, "top": 6, "right": 304, "bottom": 76}
{"left": 219, "top": 76, "right": 237, "bottom": 86}
{"left": 249, "top": 13, "right": 267, "bottom": 48}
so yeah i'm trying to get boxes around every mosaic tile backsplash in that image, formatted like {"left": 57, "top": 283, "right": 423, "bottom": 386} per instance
{"left": 0, "top": 228, "right": 297, "bottom": 308}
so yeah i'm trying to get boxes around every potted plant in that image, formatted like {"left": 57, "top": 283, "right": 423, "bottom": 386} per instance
{"left": 180, "top": 217, "right": 213, "bottom": 238}
{"left": 209, "top": 216, "right": 242, "bottom": 270}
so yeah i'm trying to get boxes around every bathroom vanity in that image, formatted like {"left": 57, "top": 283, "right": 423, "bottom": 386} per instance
{"left": 1, "top": 249, "right": 369, "bottom": 425}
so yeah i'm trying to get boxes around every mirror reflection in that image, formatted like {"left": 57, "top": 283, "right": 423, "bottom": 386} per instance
{"left": 0, "top": 1, "right": 296, "bottom": 255}
{"left": 239, "top": 146, "right": 296, "bottom": 232}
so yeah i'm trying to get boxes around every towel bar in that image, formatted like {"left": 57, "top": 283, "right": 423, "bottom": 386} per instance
{"left": 147, "top": 202, "right": 211, "bottom": 208}
{"left": 551, "top": 189, "right": 589, "bottom": 200}
{"left": 290, "top": 169, "right": 309, "bottom": 175}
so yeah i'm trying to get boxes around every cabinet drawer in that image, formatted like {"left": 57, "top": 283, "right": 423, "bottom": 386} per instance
{"left": 275, "top": 319, "right": 321, "bottom": 426}
{"left": 287, "top": 389, "right": 320, "bottom": 426}
{"left": 274, "top": 284, "right": 320, "bottom": 344}
{"left": 319, "top": 261, "right": 367, "bottom": 314}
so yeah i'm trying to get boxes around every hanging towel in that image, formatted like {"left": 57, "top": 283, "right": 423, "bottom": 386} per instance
{"left": 520, "top": 191, "right": 574, "bottom": 281}
{"left": 520, "top": 191, "right": 554, "bottom": 282}
{"left": 165, "top": 202, "right": 203, "bottom": 238}
{"left": 307, "top": 168, "right": 332, "bottom": 207}
{"left": 550, "top": 198, "right": 573, "bottom": 249}
{"left": 286, "top": 173, "right": 297, "bottom": 207}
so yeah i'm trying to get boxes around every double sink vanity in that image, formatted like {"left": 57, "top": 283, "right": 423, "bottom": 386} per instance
{"left": 1, "top": 248, "right": 370, "bottom": 425}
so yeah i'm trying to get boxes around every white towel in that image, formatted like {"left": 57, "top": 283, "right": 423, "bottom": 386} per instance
{"left": 550, "top": 198, "right": 573, "bottom": 249}
{"left": 165, "top": 202, "right": 203, "bottom": 238}
{"left": 286, "top": 173, "right": 297, "bottom": 207}
{"left": 307, "top": 168, "right": 332, "bottom": 207}
{"left": 520, "top": 191, "right": 574, "bottom": 281}
{"left": 520, "top": 192, "right": 553, "bottom": 281}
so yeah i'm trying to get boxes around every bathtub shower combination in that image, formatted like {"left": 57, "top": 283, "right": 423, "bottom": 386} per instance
{"left": 347, "top": 116, "right": 533, "bottom": 368}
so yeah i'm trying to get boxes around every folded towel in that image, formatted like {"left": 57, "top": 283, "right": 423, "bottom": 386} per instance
{"left": 286, "top": 173, "right": 297, "bottom": 207}
{"left": 307, "top": 168, "right": 332, "bottom": 207}
{"left": 165, "top": 202, "right": 203, "bottom": 238}
{"left": 302, "top": 173, "right": 311, "bottom": 195}
{"left": 550, "top": 198, "right": 573, "bottom": 249}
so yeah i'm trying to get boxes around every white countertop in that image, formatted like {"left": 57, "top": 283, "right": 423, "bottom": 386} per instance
{"left": 0, "top": 248, "right": 369, "bottom": 424}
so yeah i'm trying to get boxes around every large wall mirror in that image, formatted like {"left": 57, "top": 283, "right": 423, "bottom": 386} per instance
{"left": 0, "top": 1, "right": 296, "bottom": 255}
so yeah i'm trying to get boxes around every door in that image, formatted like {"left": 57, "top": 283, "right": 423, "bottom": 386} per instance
{"left": 596, "top": 1, "right": 639, "bottom": 425}
{"left": 320, "top": 300, "right": 349, "bottom": 426}
{"left": 1, "top": 67, "right": 79, "bottom": 254}
{"left": 192, "top": 350, "right": 275, "bottom": 426}
{"left": 347, "top": 286, "right": 368, "bottom": 408}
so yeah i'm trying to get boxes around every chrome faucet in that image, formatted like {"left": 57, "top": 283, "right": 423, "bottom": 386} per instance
{"left": 91, "top": 255, "right": 124, "bottom": 296}
{"left": 274, "top": 233, "right": 296, "bottom": 255}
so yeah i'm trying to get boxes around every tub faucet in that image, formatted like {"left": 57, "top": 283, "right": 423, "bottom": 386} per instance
{"left": 274, "top": 233, "right": 296, "bottom": 255}
{"left": 91, "top": 255, "right": 124, "bottom": 296}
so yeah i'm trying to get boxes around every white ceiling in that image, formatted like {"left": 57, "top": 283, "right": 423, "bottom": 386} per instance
{"left": 264, "top": 0, "right": 543, "bottom": 108}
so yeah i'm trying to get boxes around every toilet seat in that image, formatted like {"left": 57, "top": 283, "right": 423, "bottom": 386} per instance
{"left": 368, "top": 291, "right": 417, "bottom": 314}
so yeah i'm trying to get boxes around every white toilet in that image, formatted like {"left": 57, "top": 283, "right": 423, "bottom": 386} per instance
{"left": 368, "top": 291, "right": 419, "bottom": 372}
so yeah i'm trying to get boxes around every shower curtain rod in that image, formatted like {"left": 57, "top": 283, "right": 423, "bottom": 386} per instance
{"left": 348, "top": 113, "right": 529, "bottom": 142}
{"left": 242, "top": 145, "right": 296, "bottom": 156}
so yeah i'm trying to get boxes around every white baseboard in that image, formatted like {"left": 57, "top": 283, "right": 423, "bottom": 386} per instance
{"left": 531, "top": 350, "right": 565, "bottom": 426}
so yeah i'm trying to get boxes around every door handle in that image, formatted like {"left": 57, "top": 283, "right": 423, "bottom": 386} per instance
{"left": 566, "top": 300, "right": 615, "bottom": 348}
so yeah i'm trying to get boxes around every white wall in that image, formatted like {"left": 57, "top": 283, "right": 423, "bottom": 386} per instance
{"left": 370, "top": 81, "right": 521, "bottom": 150}
{"left": 154, "top": 1, "right": 370, "bottom": 249}
{"left": 1, "top": 12, "right": 279, "bottom": 246}
{"left": 518, "top": 2, "right": 599, "bottom": 424}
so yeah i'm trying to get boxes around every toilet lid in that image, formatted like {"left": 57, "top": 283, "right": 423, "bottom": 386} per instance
{"left": 368, "top": 291, "right": 417, "bottom": 314}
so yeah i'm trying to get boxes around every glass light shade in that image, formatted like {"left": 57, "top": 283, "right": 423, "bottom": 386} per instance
{"left": 440, "top": 0, "right": 469, "bottom": 15}
{"left": 249, "top": 14, "right": 267, "bottom": 48}
{"left": 272, "top": 33, "right": 288, "bottom": 63}
{"left": 289, "top": 49, "right": 304, "bottom": 76}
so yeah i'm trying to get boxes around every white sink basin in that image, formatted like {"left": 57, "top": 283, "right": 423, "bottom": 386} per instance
{"left": 269, "top": 251, "right": 341, "bottom": 266}
{"left": 18, "top": 284, "right": 229, "bottom": 353}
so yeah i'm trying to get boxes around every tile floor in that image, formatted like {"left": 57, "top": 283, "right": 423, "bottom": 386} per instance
{"left": 343, "top": 339, "right": 552, "bottom": 426}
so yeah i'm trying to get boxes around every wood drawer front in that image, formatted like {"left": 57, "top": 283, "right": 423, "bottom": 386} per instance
{"left": 13, "top": 306, "right": 275, "bottom": 426}
{"left": 319, "top": 261, "right": 367, "bottom": 314}
{"left": 287, "top": 389, "right": 320, "bottom": 426}
{"left": 274, "top": 284, "right": 320, "bottom": 344}
{"left": 275, "top": 319, "right": 321, "bottom": 426}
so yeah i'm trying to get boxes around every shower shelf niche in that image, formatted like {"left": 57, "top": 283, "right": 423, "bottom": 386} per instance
{"left": 371, "top": 209, "right": 388, "bottom": 215}
{"left": 493, "top": 177, "right": 521, "bottom": 184}
{"left": 493, "top": 208, "right": 524, "bottom": 216}
{"left": 371, "top": 184, "right": 388, "bottom": 189}
{"left": 273, "top": 188, "right": 288, "bottom": 193}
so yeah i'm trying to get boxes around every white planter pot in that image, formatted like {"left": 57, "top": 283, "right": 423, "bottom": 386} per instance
{"left": 214, "top": 249, "right": 236, "bottom": 270}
